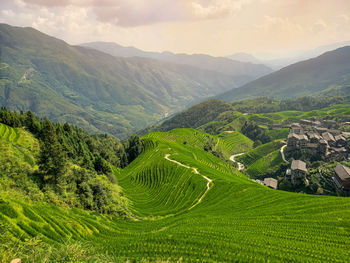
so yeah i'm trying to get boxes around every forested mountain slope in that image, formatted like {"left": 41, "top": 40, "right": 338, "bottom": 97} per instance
{"left": 0, "top": 23, "right": 237, "bottom": 139}
{"left": 81, "top": 41, "right": 273, "bottom": 86}
{"left": 217, "top": 46, "right": 350, "bottom": 102}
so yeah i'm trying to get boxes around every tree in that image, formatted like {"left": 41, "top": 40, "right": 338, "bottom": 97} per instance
{"left": 124, "top": 135, "right": 143, "bottom": 163}
{"left": 38, "top": 120, "right": 67, "bottom": 185}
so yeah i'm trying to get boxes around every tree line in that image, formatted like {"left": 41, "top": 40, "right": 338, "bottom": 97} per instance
{"left": 0, "top": 107, "right": 143, "bottom": 214}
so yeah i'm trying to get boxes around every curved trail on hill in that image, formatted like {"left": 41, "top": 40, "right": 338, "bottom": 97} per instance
{"left": 280, "top": 145, "right": 288, "bottom": 163}
{"left": 229, "top": 153, "right": 245, "bottom": 171}
{"left": 164, "top": 154, "right": 213, "bottom": 210}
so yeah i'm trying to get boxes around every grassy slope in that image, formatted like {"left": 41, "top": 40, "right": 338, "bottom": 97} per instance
{"left": 1, "top": 128, "right": 350, "bottom": 262}
{"left": 0, "top": 123, "right": 39, "bottom": 172}
{"left": 217, "top": 130, "right": 254, "bottom": 157}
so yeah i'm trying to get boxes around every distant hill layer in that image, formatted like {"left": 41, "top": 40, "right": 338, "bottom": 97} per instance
{"left": 81, "top": 41, "right": 273, "bottom": 86}
{"left": 0, "top": 23, "right": 238, "bottom": 138}
{"left": 217, "top": 46, "right": 350, "bottom": 102}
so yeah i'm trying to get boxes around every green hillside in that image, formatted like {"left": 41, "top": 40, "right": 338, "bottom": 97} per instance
{"left": 217, "top": 46, "right": 350, "bottom": 102}
{"left": 1, "top": 118, "right": 350, "bottom": 261}
{"left": 81, "top": 41, "right": 273, "bottom": 86}
{"left": 0, "top": 23, "right": 239, "bottom": 139}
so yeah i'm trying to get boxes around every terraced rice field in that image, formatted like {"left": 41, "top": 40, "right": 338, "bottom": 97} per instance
{"left": 0, "top": 123, "right": 39, "bottom": 168}
{"left": 217, "top": 131, "right": 253, "bottom": 158}
{"left": 1, "top": 128, "right": 350, "bottom": 262}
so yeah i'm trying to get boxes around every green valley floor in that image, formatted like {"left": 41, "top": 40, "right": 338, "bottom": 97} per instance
{"left": 1, "top": 128, "right": 350, "bottom": 262}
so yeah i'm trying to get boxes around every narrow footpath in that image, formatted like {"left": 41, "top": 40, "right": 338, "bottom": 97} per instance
{"left": 280, "top": 145, "right": 288, "bottom": 163}
{"left": 229, "top": 153, "right": 245, "bottom": 171}
{"left": 164, "top": 154, "right": 213, "bottom": 210}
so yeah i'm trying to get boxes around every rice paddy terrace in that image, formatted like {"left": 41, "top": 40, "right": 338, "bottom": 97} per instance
{"left": 1, "top": 127, "right": 350, "bottom": 262}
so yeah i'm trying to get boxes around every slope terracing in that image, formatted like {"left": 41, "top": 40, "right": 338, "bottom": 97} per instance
{"left": 1, "top": 128, "right": 350, "bottom": 262}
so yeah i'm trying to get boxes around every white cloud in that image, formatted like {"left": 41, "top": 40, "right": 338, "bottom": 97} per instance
{"left": 256, "top": 15, "right": 304, "bottom": 34}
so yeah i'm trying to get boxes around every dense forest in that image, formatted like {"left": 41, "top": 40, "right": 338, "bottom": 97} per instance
{"left": 0, "top": 107, "right": 143, "bottom": 215}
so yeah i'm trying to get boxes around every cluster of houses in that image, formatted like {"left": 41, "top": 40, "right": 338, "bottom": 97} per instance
{"left": 283, "top": 159, "right": 350, "bottom": 195}
{"left": 286, "top": 119, "right": 350, "bottom": 161}
{"left": 282, "top": 119, "right": 350, "bottom": 193}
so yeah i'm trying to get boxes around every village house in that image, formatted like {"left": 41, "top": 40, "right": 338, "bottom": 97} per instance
{"left": 335, "top": 135, "right": 347, "bottom": 147}
{"left": 290, "top": 160, "right": 307, "bottom": 185}
{"left": 263, "top": 178, "right": 278, "bottom": 189}
{"left": 287, "top": 133, "right": 300, "bottom": 149}
{"left": 322, "top": 119, "right": 337, "bottom": 129}
{"left": 290, "top": 123, "right": 303, "bottom": 134}
{"left": 322, "top": 132, "right": 336, "bottom": 147}
{"left": 299, "top": 134, "right": 309, "bottom": 148}
{"left": 333, "top": 164, "right": 350, "bottom": 192}
{"left": 285, "top": 120, "right": 349, "bottom": 160}
{"left": 307, "top": 132, "right": 321, "bottom": 143}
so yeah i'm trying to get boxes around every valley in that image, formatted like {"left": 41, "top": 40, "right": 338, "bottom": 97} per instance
{"left": 0, "top": 6, "right": 350, "bottom": 261}
{"left": 1, "top": 101, "right": 350, "bottom": 261}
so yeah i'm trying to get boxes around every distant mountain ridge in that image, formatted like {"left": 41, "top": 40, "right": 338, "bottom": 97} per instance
{"left": 227, "top": 40, "right": 350, "bottom": 70}
{"left": 217, "top": 46, "right": 350, "bottom": 102}
{"left": 81, "top": 42, "right": 273, "bottom": 86}
{"left": 0, "top": 23, "right": 240, "bottom": 138}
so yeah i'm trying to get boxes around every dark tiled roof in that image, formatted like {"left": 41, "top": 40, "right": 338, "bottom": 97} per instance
{"left": 322, "top": 132, "right": 335, "bottom": 142}
{"left": 263, "top": 178, "right": 278, "bottom": 189}
{"left": 291, "top": 160, "right": 307, "bottom": 172}
{"left": 335, "top": 135, "right": 346, "bottom": 141}
{"left": 334, "top": 164, "right": 350, "bottom": 181}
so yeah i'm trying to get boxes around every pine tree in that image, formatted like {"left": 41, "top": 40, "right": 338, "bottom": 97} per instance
{"left": 38, "top": 119, "right": 67, "bottom": 185}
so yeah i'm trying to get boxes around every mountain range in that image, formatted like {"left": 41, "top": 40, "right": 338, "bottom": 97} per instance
{"left": 80, "top": 42, "right": 272, "bottom": 86}
{"left": 218, "top": 46, "right": 350, "bottom": 102}
{"left": 0, "top": 23, "right": 266, "bottom": 138}
{"left": 227, "top": 40, "right": 350, "bottom": 70}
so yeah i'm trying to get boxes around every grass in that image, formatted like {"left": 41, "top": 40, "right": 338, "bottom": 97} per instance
{"left": 217, "top": 131, "right": 253, "bottom": 157}
{"left": 245, "top": 149, "right": 284, "bottom": 178}
{"left": 1, "top": 127, "right": 350, "bottom": 262}
{"left": 236, "top": 140, "right": 285, "bottom": 167}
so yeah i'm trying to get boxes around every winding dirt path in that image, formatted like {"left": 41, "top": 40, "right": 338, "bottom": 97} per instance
{"left": 164, "top": 154, "right": 213, "bottom": 210}
{"left": 229, "top": 153, "right": 245, "bottom": 171}
{"left": 280, "top": 145, "right": 288, "bottom": 163}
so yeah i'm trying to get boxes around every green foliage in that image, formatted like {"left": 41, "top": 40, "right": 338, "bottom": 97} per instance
{"left": 0, "top": 24, "right": 237, "bottom": 138}
{"left": 2, "top": 126, "right": 350, "bottom": 262}
{"left": 0, "top": 109, "right": 139, "bottom": 215}
{"left": 38, "top": 120, "right": 68, "bottom": 185}
{"left": 241, "top": 121, "right": 271, "bottom": 143}
{"left": 144, "top": 99, "right": 234, "bottom": 134}
{"left": 237, "top": 140, "right": 285, "bottom": 167}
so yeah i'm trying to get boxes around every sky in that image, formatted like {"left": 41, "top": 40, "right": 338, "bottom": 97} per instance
{"left": 0, "top": 0, "right": 350, "bottom": 58}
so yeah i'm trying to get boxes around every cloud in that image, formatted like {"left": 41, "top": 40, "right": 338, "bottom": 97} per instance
{"left": 16, "top": 0, "right": 251, "bottom": 27}
{"left": 191, "top": 0, "right": 251, "bottom": 19}
{"left": 256, "top": 15, "right": 304, "bottom": 34}
{"left": 311, "top": 20, "right": 328, "bottom": 34}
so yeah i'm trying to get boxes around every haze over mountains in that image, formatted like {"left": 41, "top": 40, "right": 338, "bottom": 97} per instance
{"left": 218, "top": 46, "right": 350, "bottom": 102}
{"left": 0, "top": 23, "right": 257, "bottom": 138}
{"left": 81, "top": 42, "right": 273, "bottom": 86}
{"left": 227, "top": 41, "right": 350, "bottom": 70}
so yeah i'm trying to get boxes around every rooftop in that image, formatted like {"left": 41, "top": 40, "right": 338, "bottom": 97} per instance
{"left": 334, "top": 164, "right": 350, "bottom": 181}
{"left": 322, "top": 132, "right": 335, "bottom": 142}
{"left": 291, "top": 160, "right": 307, "bottom": 172}
{"left": 263, "top": 178, "right": 278, "bottom": 189}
